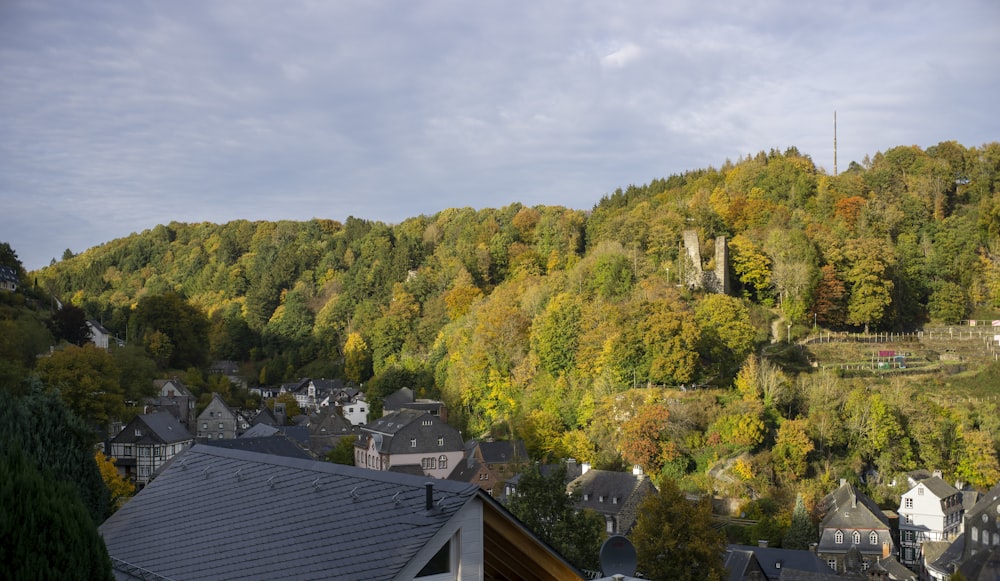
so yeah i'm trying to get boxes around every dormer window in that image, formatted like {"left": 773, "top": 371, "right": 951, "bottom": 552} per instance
{"left": 599, "top": 495, "right": 605, "bottom": 503}
{"left": 437, "top": 436, "right": 444, "bottom": 446}
{"left": 612, "top": 497, "right": 618, "bottom": 504}
{"left": 583, "top": 493, "right": 589, "bottom": 501}
{"left": 835, "top": 530, "right": 844, "bottom": 544}
{"left": 422, "top": 420, "right": 432, "bottom": 426}
{"left": 870, "top": 531, "right": 878, "bottom": 544}
{"left": 410, "top": 438, "right": 417, "bottom": 448}
{"left": 852, "top": 531, "right": 861, "bottom": 544}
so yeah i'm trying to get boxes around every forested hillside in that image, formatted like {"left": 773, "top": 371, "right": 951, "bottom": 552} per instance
{"left": 32, "top": 141, "right": 1000, "bottom": 530}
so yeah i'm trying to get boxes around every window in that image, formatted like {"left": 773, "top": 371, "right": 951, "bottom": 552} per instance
{"left": 870, "top": 531, "right": 878, "bottom": 544}
{"left": 218, "top": 433, "right": 224, "bottom": 439}
{"left": 583, "top": 493, "right": 589, "bottom": 501}
{"left": 827, "top": 559, "right": 837, "bottom": 571}
{"left": 202, "top": 423, "right": 208, "bottom": 429}
{"left": 134, "top": 428, "right": 143, "bottom": 437}
{"left": 917, "top": 486, "right": 924, "bottom": 495}
{"left": 437, "top": 436, "right": 444, "bottom": 446}
{"left": 599, "top": 495, "right": 605, "bottom": 503}
{"left": 416, "top": 539, "right": 452, "bottom": 577}
{"left": 852, "top": 531, "right": 861, "bottom": 544}
{"left": 123, "top": 445, "right": 132, "bottom": 456}
{"left": 218, "top": 422, "right": 224, "bottom": 429}
{"left": 422, "top": 420, "right": 432, "bottom": 426}
{"left": 410, "top": 438, "right": 417, "bottom": 448}
{"left": 138, "top": 466, "right": 150, "bottom": 477}
{"left": 348, "top": 407, "right": 354, "bottom": 413}
{"left": 903, "top": 547, "right": 913, "bottom": 561}
{"left": 606, "top": 517, "right": 614, "bottom": 534}
{"left": 612, "top": 497, "right": 618, "bottom": 505}
{"left": 438, "top": 455, "right": 447, "bottom": 470}
{"left": 904, "top": 497, "right": 913, "bottom": 509}
{"left": 206, "top": 433, "right": 213, "bottom": 439}
{"left": 835, "top": 530, "right": 844, "bottom": 544}
{"left": 861, "top": 561, "right": 870, "bottom": 571}
{"left": 421, "top": 457, "right": 437, "bottom": 470}
{"left": 904, "top": 530, "right": 914, "bottom": 542}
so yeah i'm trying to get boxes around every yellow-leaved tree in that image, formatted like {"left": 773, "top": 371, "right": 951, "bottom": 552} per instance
{"left": 94, "top": 450, "right": 135, "bottom": 512}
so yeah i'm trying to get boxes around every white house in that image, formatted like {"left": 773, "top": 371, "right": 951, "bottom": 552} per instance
{"left": 106, "top": 412, "right": 194, "bottom": 487}
{"left": 897, "top": 473, "right": 963, "bottom": 567}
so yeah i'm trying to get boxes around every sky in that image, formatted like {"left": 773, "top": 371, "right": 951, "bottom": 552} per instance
{"left": 2, "top": 1, "right": 998, "bottom": 271}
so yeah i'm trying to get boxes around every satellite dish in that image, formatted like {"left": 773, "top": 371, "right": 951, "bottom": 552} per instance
{"left": 599, "top": 534, "right": 637, "bottom": 577}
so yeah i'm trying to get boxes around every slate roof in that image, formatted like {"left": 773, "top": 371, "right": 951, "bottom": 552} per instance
{"left": 100, "top": 446, "right": 483, "bottom": 580}
{"left": 819, "top": 481, "right": 890, "bottom": 530}
{"left": 917, "top": 475, "right": 960, "bottom": 500}
{"left": 478, "top": 440, "right": 529, "bottom": 465}
{"left": 251, "top": 406, "right": 278, "bottom": 427}
{"left": 383, "top": 387, "right": 415, "bottom": 411}
{"left": 0, "top": 265, "right": 19, "bottom": 285}
{"left": 358, "top": 409, "right": 463, "bottom": 455}
{"left": 111, "top": 412, "right": 193, "bottom": 445}
{"left": 199, "top": 434, "right": 314, "bottom": 460}
{"left": 965, "top": 480, "right": 1000, "bottom": 522}
{"left": 871, "top": 555, "right": 917, "bottom": 580}
{"left": 726, "top": 544, "right": 832, "bottom": 580}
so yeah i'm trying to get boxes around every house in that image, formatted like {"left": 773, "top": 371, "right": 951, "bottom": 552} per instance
{"left": 196, "top": 393, "right": 242, "bottom": 440}
{"left": 307, "top": 406, "right": 357, "bottom": 457}
{"left": 725, "top": 544, "right": 838, "bottom": 580}
{"left": 98, "top": 445, "right": 584, "bottom": 580}
{"left": 146, "top": 378, "right": 197, "bottom": 429}
{"left": 502, "top": 459, "right": 585, "bottom": 501}
{"left": 566, "top": 466, "right": 657, "bottom": 535}
{"left": 897, "top": 472, "right": 963, "bottom": 566}
{"left": 105, "top": 412, "right": 194, "bottom": 487}
{"left": 86, "top": 320, "right": 119, "bottom": 350}
{"left": 815, "top": 479, "right": 894, "bottom": 573}
{"left": 208, "top": 360, "right": 247, "bottom": 391}
{"left": 354, "top": 409, "right": 465, "bottom": 479}
{"left": 383, "top": 387, "right": 448, "bottom": 422}
{"left": 199, "top": 427, "right": 314, "bottom": 460}
{"left": 962, "top": 480, "right": 1000, "bottom": 559}
{"left": 336, "top": 390, "right": 369, "bottom": 426}
{"left": 451, "top": 440, "right": 530, "bottom": 497}
{"left": 0, "top": 265, "right": 18, "bottom": 291}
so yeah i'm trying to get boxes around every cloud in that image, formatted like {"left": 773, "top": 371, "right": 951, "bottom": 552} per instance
{"left": 1, "top": 0, "right": 998, "bottom": 270}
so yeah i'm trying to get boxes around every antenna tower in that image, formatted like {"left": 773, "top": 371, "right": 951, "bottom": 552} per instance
{"left": 833, "top": 110, "right": 838, "bottom": 176}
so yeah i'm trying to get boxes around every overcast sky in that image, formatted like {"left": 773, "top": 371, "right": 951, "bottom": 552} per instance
{"left": 2, "top": 1, "right": 998, "bottom": 270}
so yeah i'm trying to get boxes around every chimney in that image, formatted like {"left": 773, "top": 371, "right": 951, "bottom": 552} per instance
{"left": 425, "top": 482, "right": 434, "bottom": 511}
{"left": 758, "top": 540, "right": 768, "bottom": 548}
{"left": 582, "top": 462, "right": 591, "bottom": 475}
{"left": 632, "top": 465, "right": 644, "bottom": 480}
{"left": 932, "top": 470, "right": 943, "bottom": 479}
{"left": 840, "top": 478, "right": 847, "bottom": 487}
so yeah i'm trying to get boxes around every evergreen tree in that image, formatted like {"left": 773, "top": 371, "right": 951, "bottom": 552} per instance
{"left": 0, "top": 448, "right": 114, "bottom": 580}
{"left": 0, "top": 381, "right": 111, "bottom": 523}
{"left": 782, "top": 494, "right": 815, "bottom": 550}
{"left": 507, "top": 463, "right": 604, "bottom": 572}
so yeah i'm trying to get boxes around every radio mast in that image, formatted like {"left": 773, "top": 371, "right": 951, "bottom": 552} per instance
{"left": 833, "top": 110, "right": 838, "bottom": 176}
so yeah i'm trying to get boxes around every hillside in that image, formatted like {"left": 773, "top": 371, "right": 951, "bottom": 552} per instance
{"left": 24, "top": 141, "right": 1000, "bottom": 523}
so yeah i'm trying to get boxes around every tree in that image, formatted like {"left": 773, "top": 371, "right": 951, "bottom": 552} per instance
{"left": 36, "top": 344, "right": 124, "bottom": 431}
{"left": 506, "top": 463, "right": 604, "bottom": 572}
{"left": 843, "top": 239, "right": 894, "bottom": 332}
{"left": 343, "top": 331, "right": 372, "bottom": 383}
{"left": 0, "top": 382, "right": 111, "bottom": 523}
{"left": 695, "top": 295, "right": 756, "bottom": 378}
{"left": 530, "top": 292, "right": 582, "bottom": 377}
{"left": 956, "top": 429, "right": 1000, "bottom": 490}
{"left": 131, "top": 292, "right": 210, "bottom": 369}
{"left": 0, "top": 448, "right": 114, "bottom": 581}
{"left": 0, "top": 241, "right": 25, "bottom": 276}
{"left": 772, "top": 418, "right": 815, "bottom": 481}
{"left": 631, "top": 478, "right": 727, "bottom": 581}
{"left": 782, "top": 494, "right": 815, "bottom": 550}
{"left": 94, "top": 450, "right": 135, "bottom": 511}
{"left": 618, "top": 402, "right": 673, "bottom": 475}
{"left": 112, "top": 344, "right": 158, "bottom": 403}
{"left": 49, "top": 304, "right": 92, "bottom": 346}
{"left": 325, "top": 435, "right": 358, "bottom": 465}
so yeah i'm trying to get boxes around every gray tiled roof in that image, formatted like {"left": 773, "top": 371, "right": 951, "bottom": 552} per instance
{"left": 478, "top": 440, "right": 529, "bottom": 465}
{"left": 359, "top": 409, "right": 463, "bottom": 455}
{"left": 727, "top": 544, "right": 832, "bottom": 579}
{"left": 568, "top": 470, "right": 655, "bottom": 517}
{"left": 99, "top": 445, "right": 482, "bottom": 580}
{"left": 199, "top": 435, "right": 314, "bottom": 460}
{"left": 917, "top": 475, "right": 960, "bottom": 500}
{"left": 112, "top": 413, "right": 193, "bottom": 445}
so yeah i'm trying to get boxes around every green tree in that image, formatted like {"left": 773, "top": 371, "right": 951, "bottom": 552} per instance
{"left": 325, "top": 435, "right": 358, "bottom": 465}
{"left": 695, "top": 294, "right": 756, "bottom": 378}
{"left": 36, "top": 344, "right": 124, "bottom": 431}
{"left": 0, "top": 382, "right": 111, "bottom": 523}
{"left": 530, "top": 292, "right": 582, "bottom": 377}
{"left": 618, "top": 402, "right": 673, "bottom": 476}
{"left": 111, "top": 344, "right": 158, "bottom": 403}
{"left": 507, "top": 463, "right": 604, "bottom": 572}
{"left": 843, "top": 239, "right": 894, "bottom": 332}
{"left": 782, "top": 494, "right": 815, "bottom": 550}
{"left": 0, "top": 448, "right": 114, "bottom": 581}
{"left": 631, "top": 478, "right": 727, "bottom": 581}
{"left": 48, "top": 304, "right": 93, "bottom": 346}
{"left": 131, "top": 292, "right": 210, "bottom": 369}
